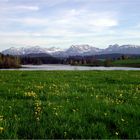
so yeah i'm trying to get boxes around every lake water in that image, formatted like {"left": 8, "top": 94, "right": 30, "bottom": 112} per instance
{"left": 1, "top": 64, "right": 140, "bottom": 71}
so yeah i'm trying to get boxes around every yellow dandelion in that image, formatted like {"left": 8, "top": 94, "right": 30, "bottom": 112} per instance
{"left": 0, "top": 127, "right": 4, "bottom": 133}
{"left": 24, "top": 91, "right": 37, "bottom": 98}
{"left": 64, "top": 131, "right": 67, "bottom": 137}
{"left": 0, "top": 116, "right": 4, "bottom": 121}
{"left": 120, "top": 94, "right": 123, "bottom": 97}
{"left": 37, "top": 107, "right": 41, "bottom": 111}
{"left": 36, "top": 117, "right": 40, "bottom": 121}
{"left": 121, "top": 118, "right": 125, "bottom": 122}
{"left": 35, "top": 85, "right": 44, "bottom": 90}
{"left": 104, "top": 113, "right": 107, "bottom": 116}
{"left": 73, "top": 109, "right": 76, "bottom": 112}
{"left": 96, "top": 95, "right": 98, "bottom": 98}
{"left": 35, "top": 112, "right": 38, "bottom": 115}
{"left": 55, "top": 112, "right": 58, "bottom": 116}
{"left": 48, "top": 102, "right": 52, "bottom": 106}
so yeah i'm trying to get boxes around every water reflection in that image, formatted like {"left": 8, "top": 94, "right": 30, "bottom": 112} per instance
{"left": 21, "top": 65, "right": 140, "bottom": 71}
{"left": 1, "top": 65, "right": 140, "bottom": 71}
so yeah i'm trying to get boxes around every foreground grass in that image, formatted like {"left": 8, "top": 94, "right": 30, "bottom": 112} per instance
{"left": 112, "top": 59, "right": 140, "bottom": 67}
{"left": 0, "top": 71, "right": 140, "bottom": 139}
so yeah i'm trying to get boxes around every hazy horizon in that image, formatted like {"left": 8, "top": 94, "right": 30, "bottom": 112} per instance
{"left": 0, "top": 0, "right": 140, "bottom": 51}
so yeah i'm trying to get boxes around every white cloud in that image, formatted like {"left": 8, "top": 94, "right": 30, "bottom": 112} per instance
{"left": 13, "top": 5, "right": 39, "bottom": 11}
{"left": 0, "top": 33, "right": 73, "bottom": 48}
{"left": 18, "top": 18, "right": 48, "bottom": 26}
{"left": 0, "top": 5, "right": 39, "bottom": 11}
{"left": 134, "top": 23, "right": 140, "bottom": 29}
{"left": 89, "top": 18, "right": 118, "bottom": 27}
{"left": 3, "top": 0, "right": 139, "bottom": 50}
{"left": 0, "top": 9, "right": 118, "bottom": 31}
{"left": 0, "top": 17, "right": 48, "bottom": 27}
{"left": 0, "top": 7, "right": 119, "bottom": 49}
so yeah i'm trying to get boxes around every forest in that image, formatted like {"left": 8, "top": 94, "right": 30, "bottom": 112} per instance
{"left": 0, "top": 53, "right": 140, "bottom": 68}
{"left": 0, "top": 53, "right": 21, "bottom": 68}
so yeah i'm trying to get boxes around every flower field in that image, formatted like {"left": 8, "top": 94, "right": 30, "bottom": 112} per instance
{"left": 0, "top": 71, "right": 140, "bottom": 139}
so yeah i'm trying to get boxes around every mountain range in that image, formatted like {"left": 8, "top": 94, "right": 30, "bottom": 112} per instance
{"left": 1, "top": 44, "right": 140, "bottom": 57}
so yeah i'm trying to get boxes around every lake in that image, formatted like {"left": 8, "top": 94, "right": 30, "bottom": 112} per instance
{"left": 1, "top": 64, "right": 140, "bottom": 71}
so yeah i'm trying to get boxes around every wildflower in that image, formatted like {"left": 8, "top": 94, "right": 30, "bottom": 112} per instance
{"left": 55, "top": 112, "right": 58, "bottom": 116}
{"left": 120, "top": 94, "right": 123, "bottom": 97}
{"left": 76, "top": 96, "right": 79, "bottom": 99}
{"left": 0, "top": 127, "right": 4, "bottom": 133}
{"left": 64, "top": 131, "right": 67, "bottom": 137}
{"left": 48, "top": 102, "right": 52, "bottom": 106}
{"left": 96, "top": 95, "right": 98, "bottom": 98}
{"left": 35, "top": 112, "right": 38, "bottom": 115}
{"left": 24, "top": 91, "right": 37, "bottom": 98}
{"left": 36, "top": 117, "right": 40, "bottom": 121}
{"left": 35, "top": 85, "right": 44, "bottom": 89}
{"left": 34, "top": 100, "right": 42, "bottom": 121}
{"left": 72, "top": 109, "right": 76, "bottom": 112}
{"left": 104, "top": 113, "right": 107, "bottom": 116}
{"left": 0, "top": 116, "right": 4, "bottom": 121}
{"left": 121, "top": 118, "right": 125, "bottom": 122}
{"left": 34, "top": 100, "right": 41, "bottom": 106}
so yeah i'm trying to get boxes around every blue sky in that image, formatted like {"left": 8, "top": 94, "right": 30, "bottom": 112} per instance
{"left": 0, "top": 0, "right": 140, "bottom": 51}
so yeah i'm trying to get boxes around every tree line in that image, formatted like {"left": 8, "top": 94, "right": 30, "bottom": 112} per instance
{"left": 65, "top": 54, "right": 140, "bottom": 67}
{"left": 20, "top": 55, "right": 63, "bottom": 65}
{"left": 20, "top": 54, "right": 133, "bottom": 66}
{"left": 0, "top": 53, "right": 21, "bottom": 68}
{"left": 0, "top": 53, "right": 139, "bottom": 68}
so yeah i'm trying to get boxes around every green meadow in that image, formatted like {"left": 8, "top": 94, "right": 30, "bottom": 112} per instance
{"left": 0, "top": 71, "right": 140, "bottom": 139}
{"left": 112, "top": 59, "right": 140, "bottom": 67}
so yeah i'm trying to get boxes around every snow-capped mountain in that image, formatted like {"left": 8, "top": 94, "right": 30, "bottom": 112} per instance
{"left": 45, "top": 47, "right": 63, "bottom": 54}
{"left": 65, "top": 45, "right": 101, "bottom": 56}
{"left": 1, "top": 45, "right": 99, "bottom": 56}
{"left": 2, "top": 46, "right": 64, "bottom": 56}
{"left": 2, "top": 47, "right": 24, "bottom": 55}
{"left": 1, "top": 44, "right": 140, "bottom": 57}
{"left": 103, "top": 44, "right": 140, "bottom": 54}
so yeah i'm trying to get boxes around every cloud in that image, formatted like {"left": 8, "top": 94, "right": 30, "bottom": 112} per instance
{"left": 89, "top": 18, "right": 118, "bottom": 27}
{"left": 0, "top": 3, "right": 39, "bottom": 11}
{"left": 13, "top": 5, "right": 39, "bottom": 11}
{"left": 0, "top": 17, "right": 48, "bottom": 28}
{"left": 17, "top": 18, "right": 48, "bottom": 26}
{"left": 0, "top": 7, "right": 119, "bottom": 49}
{"left": 0, "top": 0, "right": 140, "bottom": 50}
{"left": 1, "top": 8, "right": 118, "bottom": 30}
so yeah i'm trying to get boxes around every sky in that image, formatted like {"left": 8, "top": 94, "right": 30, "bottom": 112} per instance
{"left": 0, "top": 0, "right": 140, "bottom": 51}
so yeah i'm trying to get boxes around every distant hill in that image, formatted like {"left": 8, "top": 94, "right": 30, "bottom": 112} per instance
{"left": 1, "top": 44, "right": 140, "bottom": 57}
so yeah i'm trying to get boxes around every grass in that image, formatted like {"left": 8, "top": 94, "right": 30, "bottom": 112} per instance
{"left": 0, "top": 70, "right": 140, "bottom": 139}
{"left": 112, "top": 59, "right": 140, "bottom": 67}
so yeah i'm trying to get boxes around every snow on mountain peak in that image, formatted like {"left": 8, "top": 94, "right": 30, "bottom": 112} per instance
{"left": 68, "top": 44, "right": 99, "bottom": 53}
{"left": 46, "top": 47, "right": 64, "bottom": 53}
{"left": 1, "top": 44, "right": 140, "bottom": 56}
{"left": 2, "top": 46, "right": 65, "bottom": 56}
{"left": 108, "top": 44, "right": 119, "bottom": 49}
